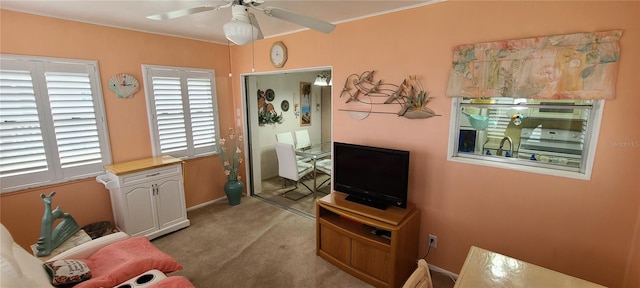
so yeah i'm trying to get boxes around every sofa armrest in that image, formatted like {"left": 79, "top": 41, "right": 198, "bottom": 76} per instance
{"left": 49, "top": 232, "right": 129, "bottom": 261}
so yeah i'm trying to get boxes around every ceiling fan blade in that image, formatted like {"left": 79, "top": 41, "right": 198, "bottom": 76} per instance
{"left": 147, "top": 5, "right": 220, "bottom": 20}
{"left": 263, "top": 7, "right": 335, "bottom": 34}
{"left": 247, "top": 12, "right": 264, "bottom": 40}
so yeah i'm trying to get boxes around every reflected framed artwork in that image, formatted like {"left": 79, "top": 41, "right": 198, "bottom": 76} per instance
{"left": 300, "top": 82, "right": 311, "bottom": 126}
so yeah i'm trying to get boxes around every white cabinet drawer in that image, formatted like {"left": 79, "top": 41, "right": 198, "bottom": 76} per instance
{"left": 117, "top": 164, "right": 181, "bottom": 186}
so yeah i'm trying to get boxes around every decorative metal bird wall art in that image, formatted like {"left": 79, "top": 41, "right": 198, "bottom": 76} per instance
{"left": 339, "top": 70, "right": 439, "bottom": 120}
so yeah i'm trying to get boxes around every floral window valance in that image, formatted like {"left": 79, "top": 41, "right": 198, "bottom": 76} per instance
{"left": 446, "top": 30, "right": 622, "bottom": 99}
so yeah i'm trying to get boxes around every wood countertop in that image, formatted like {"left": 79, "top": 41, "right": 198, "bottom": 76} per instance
{"left": 104, "top": 156, "right": 182, "bottom": 175}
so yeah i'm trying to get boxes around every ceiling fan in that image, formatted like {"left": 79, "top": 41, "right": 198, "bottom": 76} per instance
{"left": 147, "top": 0, "right": 336, "bottom": 45}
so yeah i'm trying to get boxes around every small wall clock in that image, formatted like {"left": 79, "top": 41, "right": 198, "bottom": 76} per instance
{"left": 108, "top": 73, "right": 139, "bottom": 98}
{"left": 270, "top": 41, "right": 288, "bottom": 68}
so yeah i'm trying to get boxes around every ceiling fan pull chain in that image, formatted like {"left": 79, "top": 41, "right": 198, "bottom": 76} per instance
{"left": 251, "top": 28, "right": 256, "bottom": 72}
{"left": 228, "top": 40, "right": 233, "bottom": 77}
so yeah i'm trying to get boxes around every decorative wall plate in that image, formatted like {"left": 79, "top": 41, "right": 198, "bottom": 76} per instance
{"left": 281, "top": 100, "right": 290, "bottom": 112}
{"left": 108, "top": 73, "right": 139, "bottom": 98}
{"left": 265, "top": 89, "right": 275, "bottom": 101}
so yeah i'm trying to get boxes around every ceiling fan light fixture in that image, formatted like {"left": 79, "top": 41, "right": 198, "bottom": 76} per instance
{"left": 314, "top": 71, "right": 331, "bottom": 86}
{"left": 223, "top": 4, "right": 259, "bottom": 46}
{"left": 314, "top": 75, "right": 328, "bottom": 86}
{"left": 223, "top": 20, "right": 258, "bottom": 45}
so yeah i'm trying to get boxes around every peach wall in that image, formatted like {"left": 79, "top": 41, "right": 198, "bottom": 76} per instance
{"left": 0, "top": 2, "right": 638, "bottom": 287}
{"left": 628, "top": 201, "right": 640, "bottom": 288}
{"left": 0, "top": 179, "right": 113, "bottom": 253}
{"left": 228, "top": 1, "right": 639, "bottom": 287}
{"left": 0, "top": 10, "right": 236, "bottom": 250}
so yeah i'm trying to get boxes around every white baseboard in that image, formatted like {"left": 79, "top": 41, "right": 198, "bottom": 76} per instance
{"left": 186, "top": 196, "right": 227, "bottom": 211}
{"left": 428, "top": 263, "right": 458, "bottom": 282}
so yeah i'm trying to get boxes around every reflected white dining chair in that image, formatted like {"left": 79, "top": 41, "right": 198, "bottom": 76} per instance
{"left": 294, "top": 130, "right": 311, "bottom": 150}
{"left": 275, "top": 142, "right": 314, "bottom": 199}
{"left": 276, "top": 132, "right": 295, "bottom": 146}
{"left": 276, "top": 132, "right": 310, "bottom": 162}
{"left": 315, "top": 158, "right": 332, "bottom": 190}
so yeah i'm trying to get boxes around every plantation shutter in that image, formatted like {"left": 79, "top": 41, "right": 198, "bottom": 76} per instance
{"left": 144, "top": 65, "right": 218, "bottom": 158}
{"left": 0, "top": 55, "right": 111, "bottom": 192}
{"left": 0, "top": 61, "right": 50, "bottom": 180}
{"left": 44, "top": 62, "right": 105, "bottom": 178}
{"left": 150, "top": 73, "right": 189, "bottom": 155}
{"left": 187, "top": 71, "right": 217, "bottom": 154}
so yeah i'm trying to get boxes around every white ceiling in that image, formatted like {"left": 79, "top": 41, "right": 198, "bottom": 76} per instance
{"left": 0, "top": 0, "right": 443, "bottom": 44}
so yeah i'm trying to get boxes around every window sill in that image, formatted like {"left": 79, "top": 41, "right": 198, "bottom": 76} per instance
{"left": 447, "top": 155, "right": 591, "bottom": 180}
{"left": 171, "top": 152, "right": 218, "bottom": 161}
{"left": 0, "top": 173, "right": 103, "bottom": 195}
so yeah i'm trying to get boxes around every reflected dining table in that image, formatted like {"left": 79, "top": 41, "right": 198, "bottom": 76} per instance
{"left": 295, "top": 142, "right": 331, "bottom": 198}
{"left": 454, "top": 246, "right": 605, "bottom": 288}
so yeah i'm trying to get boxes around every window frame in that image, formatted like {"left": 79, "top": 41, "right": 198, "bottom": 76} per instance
{"left": 447, "top": 97, "right": 605, "bottom": 180}
{"left": 0, "top": 54, "right": 112, "bottom": 193}
{"left": 142, "top": 64, "right": 221, "bottom": 159}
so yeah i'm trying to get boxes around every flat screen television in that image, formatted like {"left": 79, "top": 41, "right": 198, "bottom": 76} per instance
{"left": 333, "top": 142, "right": 410, "bottom": 210}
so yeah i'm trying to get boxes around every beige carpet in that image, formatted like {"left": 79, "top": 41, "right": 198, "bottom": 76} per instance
{"left": 152, "top": 194, "right": 456, "bottom": 288}
{"left": 151, "top": 196, "right": 372, "bottom": 287}
{"left": 255, "top": 175, "right": 331, "bottom": 218}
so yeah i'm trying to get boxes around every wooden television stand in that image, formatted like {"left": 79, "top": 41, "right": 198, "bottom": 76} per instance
{"left": 316, "top": 192, "right": 420, "bottom": 288}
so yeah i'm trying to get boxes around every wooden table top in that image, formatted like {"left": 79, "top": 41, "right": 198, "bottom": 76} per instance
{"left": 454, "top": 246, "right": 605, "bottom": 288}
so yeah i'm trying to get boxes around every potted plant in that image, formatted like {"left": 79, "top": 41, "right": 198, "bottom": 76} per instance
{"left": 219, "top": 127, "right": 244, "bottom": 206}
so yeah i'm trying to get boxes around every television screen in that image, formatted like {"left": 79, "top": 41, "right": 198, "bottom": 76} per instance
{"left": 333, "top": 142, "right": 409, "bottom": 210}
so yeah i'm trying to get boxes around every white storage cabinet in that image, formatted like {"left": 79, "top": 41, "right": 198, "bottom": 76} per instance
{"left": 98, "top": 156, "right": 190, "bottom": 239}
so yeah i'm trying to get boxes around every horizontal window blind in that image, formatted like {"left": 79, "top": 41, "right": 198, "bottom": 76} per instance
{"left": 485, "top": 98, "right": 514, "bottom": 142}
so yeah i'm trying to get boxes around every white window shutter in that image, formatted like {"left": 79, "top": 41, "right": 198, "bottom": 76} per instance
{"left": 151, "top": 76, "right": 188, "bottom": 154}
{"left": 187, "top": 73, "right": 217, "bottom": 154}
{"left": 0, "top": 55, "right": 111, "bottom": 192}
{"left": 46, "top": 72, "right": 103, "bottom": 169}
{"left": 143, "top": 65, "right": 219, "bottom": 159}
{"left": 0, "top": 68, "right": 49, "bottom": 177}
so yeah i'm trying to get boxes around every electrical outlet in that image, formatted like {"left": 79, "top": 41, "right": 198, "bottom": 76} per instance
{"left": 428, "top": 234, "right": 437, "bottom": 248}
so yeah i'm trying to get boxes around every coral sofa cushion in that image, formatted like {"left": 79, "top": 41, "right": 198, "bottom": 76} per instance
{"left": 73, "top": 236, "right": 182, "bottom": 288}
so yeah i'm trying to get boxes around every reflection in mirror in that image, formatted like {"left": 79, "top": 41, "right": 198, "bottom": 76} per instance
{"left": 244, "top": 68, "right": 332, "bottom": 217}
{"left": 453, "top": 97, "right": 597, "bottom": 174}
